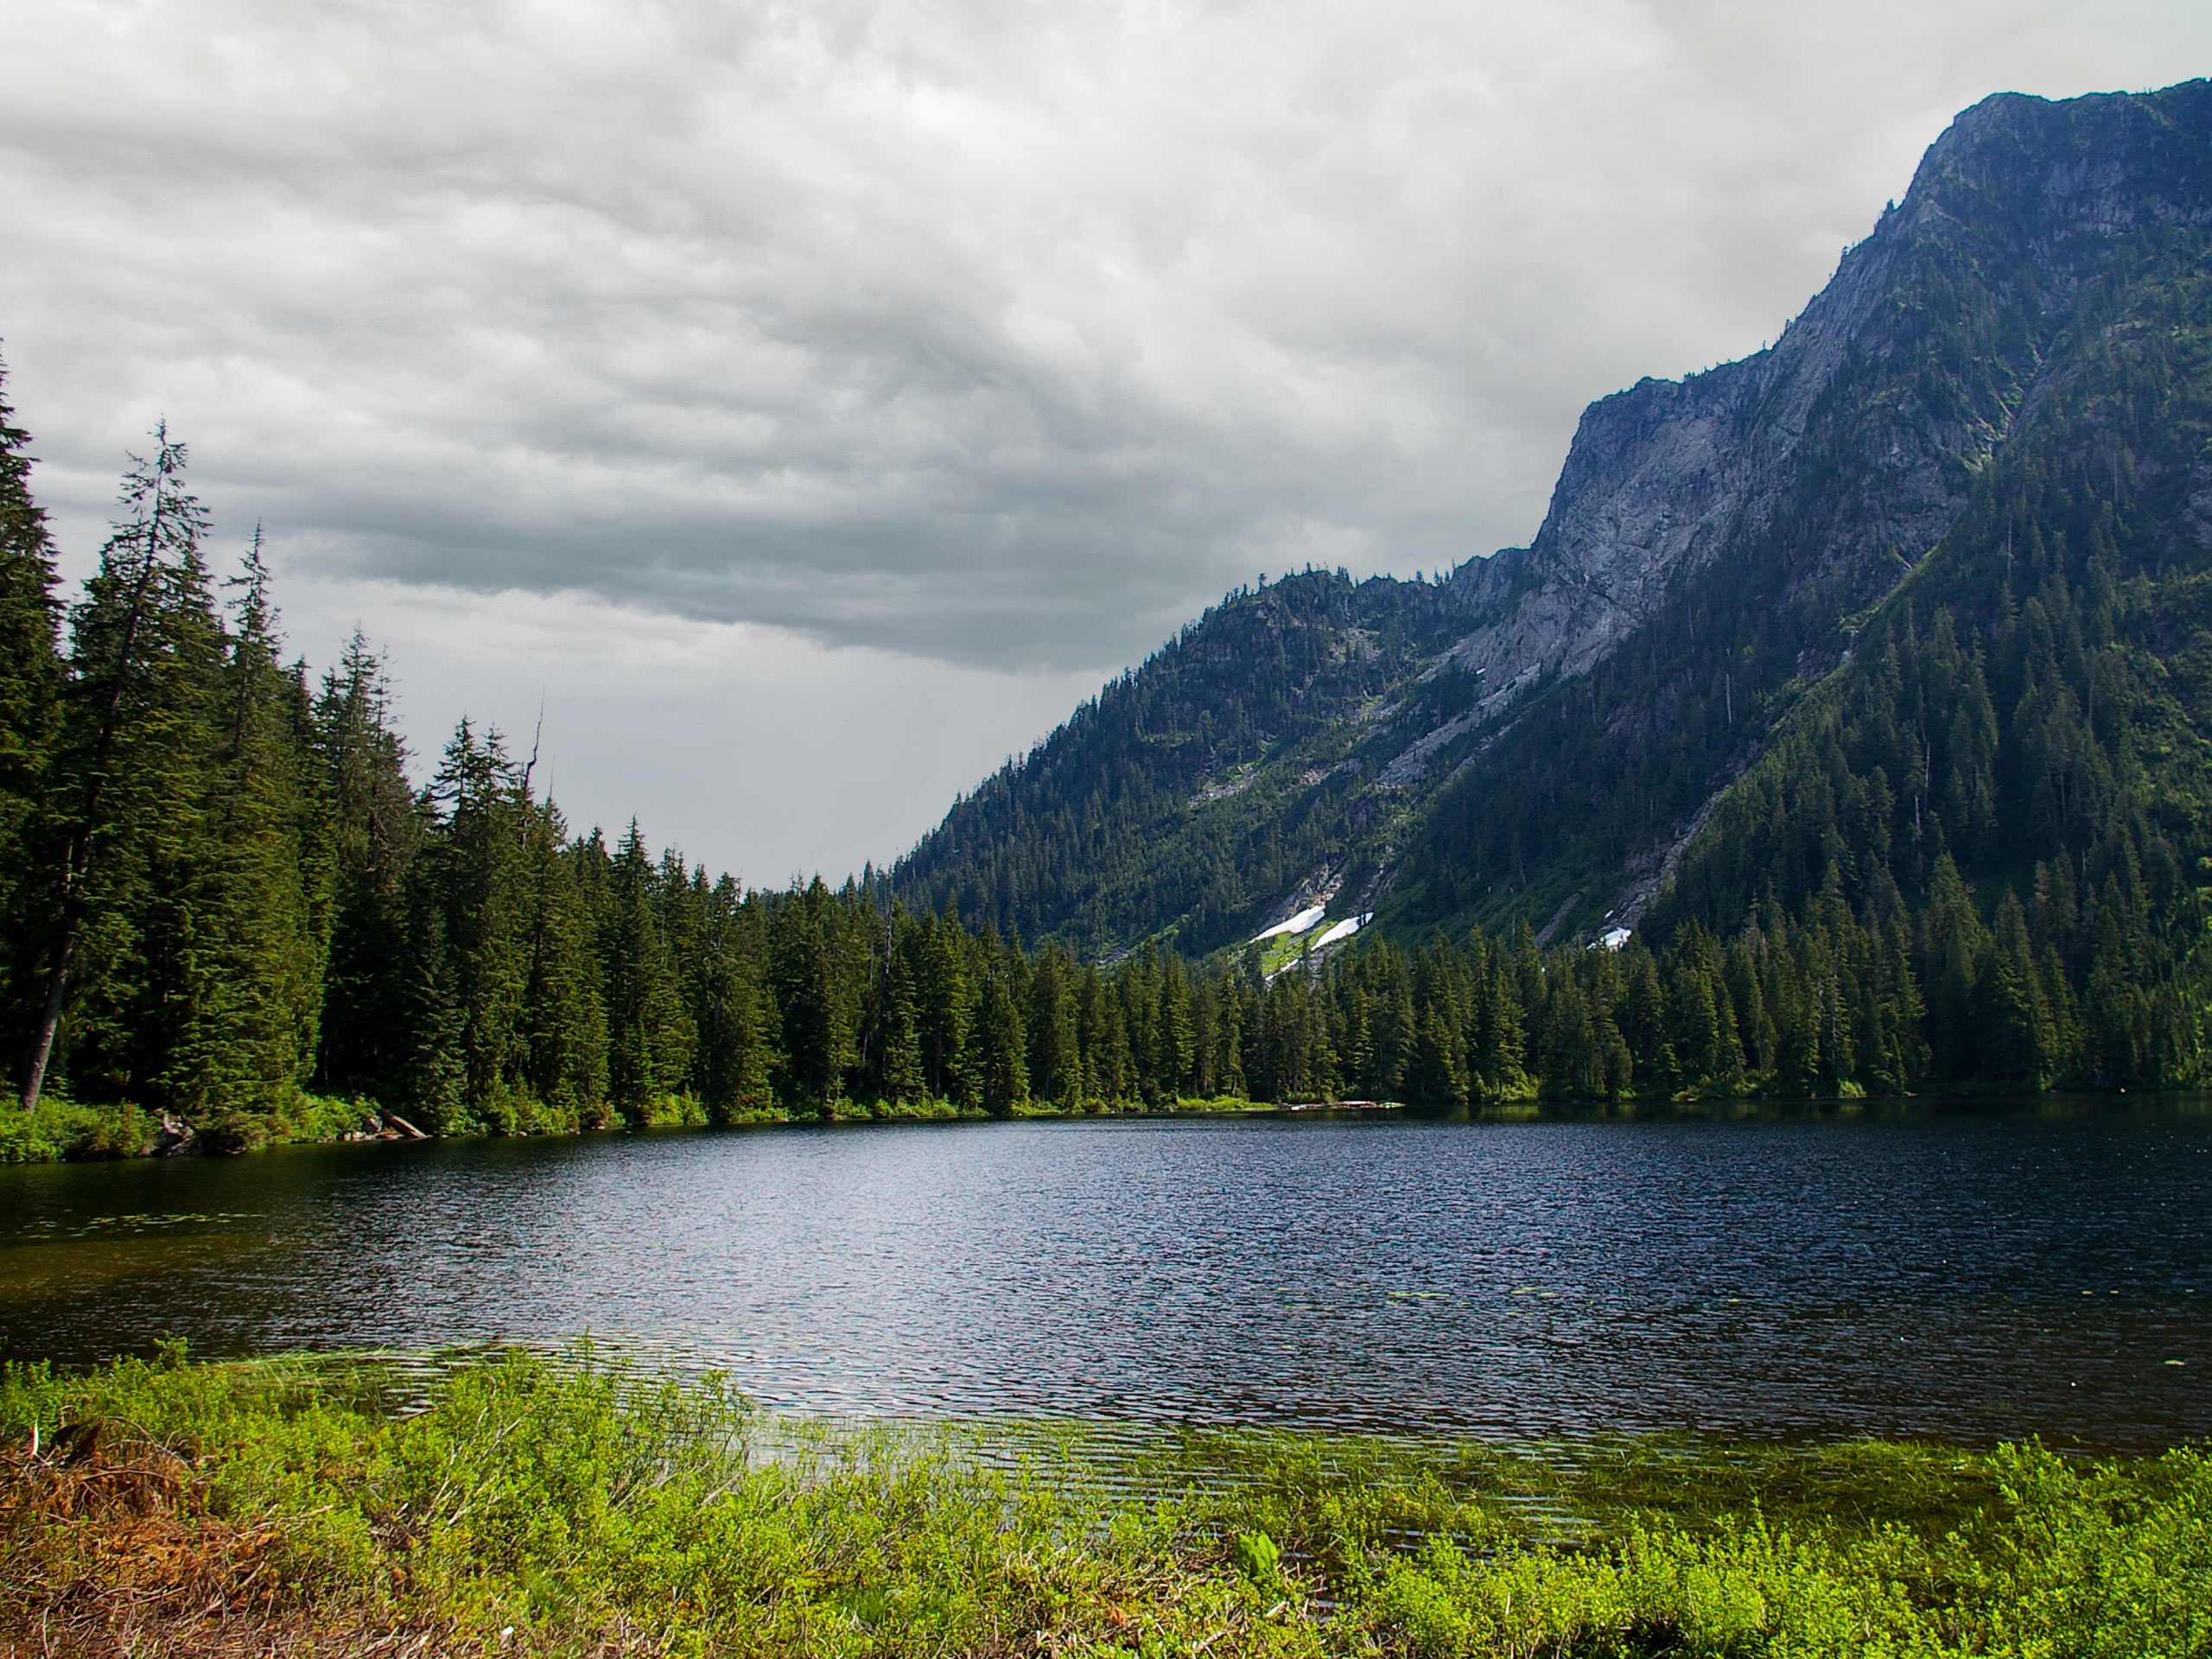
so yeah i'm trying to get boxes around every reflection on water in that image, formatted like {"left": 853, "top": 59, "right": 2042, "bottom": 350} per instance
{"left": 3, "top": 1106, "right": 2209, "bottom": 1449}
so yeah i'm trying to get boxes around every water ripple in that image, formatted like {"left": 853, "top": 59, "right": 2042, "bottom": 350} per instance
{"left": 2, "top": 1110, "right": 2209, "bottom": 1448}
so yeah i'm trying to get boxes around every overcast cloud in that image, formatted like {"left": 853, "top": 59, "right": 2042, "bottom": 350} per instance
{"left": 2, "top": 0, "right": 2207, "bottom": 879}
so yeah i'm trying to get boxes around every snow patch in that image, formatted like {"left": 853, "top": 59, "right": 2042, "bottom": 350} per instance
{"left": 1312, "top": 912, "right": 1371, "bottom": 950}
{"left": 1252, "top": 905, "right": 1327, "bottom": 943}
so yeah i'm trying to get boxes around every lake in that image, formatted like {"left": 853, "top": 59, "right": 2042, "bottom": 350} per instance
{"left": 3, "top": 1106, "right": 2209, "bottom": 1449}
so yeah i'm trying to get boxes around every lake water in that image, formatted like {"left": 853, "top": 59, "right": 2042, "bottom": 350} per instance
{"left": 3, "top": 1107, "right": 2209, "bottom": 1449}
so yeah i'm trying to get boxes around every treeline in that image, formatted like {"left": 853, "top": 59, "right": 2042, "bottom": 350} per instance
{"left": 6, "top": 346, "right": 2211, "bottom": 1143}
{"left": 0, "top": 378, "right": 1334, "bottom": 1134}
{"left": 0, "top": 370, "right": 1916, "bottom": 1133}
{"left": 1122, "top": 855, "right": 2202, "bottom": 1107}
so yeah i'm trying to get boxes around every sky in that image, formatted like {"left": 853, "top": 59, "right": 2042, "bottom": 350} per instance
{"left": 3, "top": 1, "right": 2208, "bottom": 885}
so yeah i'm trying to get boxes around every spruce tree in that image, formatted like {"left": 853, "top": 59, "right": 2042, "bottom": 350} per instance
{"left": 912, "top": 907, "right": 974, "bottom": 1106}
{"left": 0, "top": 353, "right": 61, "bottom": 1081}
{"left": 690, "top": 874, "right": 778, "bottom": 1119}
{"left": 22, "top": 427, "right": 224, "bottom": 1110}
{"left": 601, "top": 821, "right": 693, "bottom": 1121}
{"left": 314, "top": 633, "right": 421, "bottom": 1102}
{"left": 770, "top": 879, "right": 855, "bottom": 1114}
{"left": 407, "top": 721, "right": 531, "bottom": 1130}
{"left": 1024, "top": 944, "right": 1080, "bottom": 1107}
{"left": 167, "top": 529, "right": 331, "bottom": 1132}
{"left": 977, "top": 960, "right": 1026, "bottom": 1119}
{"left": 514, "top": 804, "right": 606, "bottom": 1127}
{"left": 876, "top": 931, "right": 925, "bottom": 1106}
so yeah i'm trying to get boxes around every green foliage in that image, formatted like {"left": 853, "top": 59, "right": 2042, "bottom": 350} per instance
{"left": 270, "top": 1089, "right": 378, "bottom": 1143}
{"left": 1235, "top": 1529, "right": 1283, "bottom": 1582}
{"left": 15, "top": 90, "right": 2212, "bottom": 1138}
{"left": 0, "top": 1092, "right": 151, "bottom": 1162}
{"left": 1644, "top": 232, "right": 2212, "bottom": 1090}
{"left": 5, "top": 1350, "right": 2209, "bottom": 1657}
{"left": 890, "top": 569, "right": 1476, "bottom": 959}
{"left": 0, "top": 352, "right": 62, "bottom": 1071}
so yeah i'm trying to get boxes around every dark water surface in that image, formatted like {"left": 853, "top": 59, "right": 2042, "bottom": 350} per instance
{"left": 3, "top": 1108, "right": 2209, "bottom": 1448}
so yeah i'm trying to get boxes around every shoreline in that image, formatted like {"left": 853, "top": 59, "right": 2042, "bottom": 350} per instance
{"left": 4, "top": 1348, "right": 2205, "bottom": 1657}
{"left": 10, "top": 1085, "right": 2203, "bottom": 1166}
{"left": 3, "top": 1090, "right": 1322, "bottom": 1165}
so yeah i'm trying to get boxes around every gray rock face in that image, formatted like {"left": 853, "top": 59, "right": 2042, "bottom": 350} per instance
{"left": 894, "top": 82, "right": 2212, "bottom": 955}
{"left": 1432, "top": 81, "right": 2212, "bottom": 726}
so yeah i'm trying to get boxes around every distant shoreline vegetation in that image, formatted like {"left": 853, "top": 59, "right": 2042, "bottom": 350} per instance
{"left": 4, "top": 365, "right": 2212, "bottom": 1166}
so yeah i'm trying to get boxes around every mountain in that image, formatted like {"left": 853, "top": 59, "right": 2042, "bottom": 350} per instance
{"left": 10, "top": 81, "right": 2212, "bottom": 1139}
{"left": 886, "top": 573, "right": 1475, "bottom": 959}
{"left": 892, "top": 79, "right": 2212, "bottom": 972}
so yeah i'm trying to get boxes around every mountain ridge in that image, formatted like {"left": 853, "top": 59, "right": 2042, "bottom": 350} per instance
{"left": 891, "top": 79, "right": 2212, "bottom": 965}
{"left": 9, "top": 84, "right": 2212, "bottom": 1140}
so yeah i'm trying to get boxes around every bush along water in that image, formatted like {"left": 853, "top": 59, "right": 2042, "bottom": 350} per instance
{"left": 3, "top": 1345, "right": 2209, "bottom": 1656}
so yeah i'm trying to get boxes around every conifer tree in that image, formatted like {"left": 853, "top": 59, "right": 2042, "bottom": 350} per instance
{"left": 876, "top": 931, "right": 925, "bottom": 1105}
{"left": 1471, "top": 948, "right": 1528, "bottom": 1100}
{"left": 771, "top": 879, "right": 855, "bottom": 1113}
{"left": 1920, "top": 854, "right": 1991, "bottom": 1084}
{"left": 1154, "top": 951, "right": 1196, "bottom": 1102}
{"left": 166, "top": 530, "right": 331, "bottom": 1132}
{"left": 1024, "top": 944, "right": 1081, "bottom": 1107}
{"left": 1077, "top": 959, "right": 1131, "bottom": 1103}
{"left": 22, "top": 427, "right": 224, "bottom": 1110}
{"left": 314, "top": 633, "right": 420, "bottom": 1102}
{"left": 601, "top": 821, "right": 693, "bottom": 1121}
{"left": 975, "top": 932, "right": 1029, "bottom": 1115}
{"left": 514, "top": 802, "right": 606, "bottom": 1126}
{"left": 0, "top": 354, "right": 61, "bottom": 1074}
{"left": 912, "top": 908, "right": 974, "bottom": 1106}
{"left": 407, "top": 721, "right": 531, "bottom": 1129}
{"left": 689, "top": 874, "right": 777, "bottom": 1119}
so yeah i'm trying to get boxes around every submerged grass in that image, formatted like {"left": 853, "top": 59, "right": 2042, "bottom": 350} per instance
{"left": 1, "top": 1347, "right": 2207, "bottom": 1658}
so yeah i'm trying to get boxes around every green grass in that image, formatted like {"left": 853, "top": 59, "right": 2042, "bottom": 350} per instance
{"left": 3, "top": 1347, "right": 2209, "bottom": 1656}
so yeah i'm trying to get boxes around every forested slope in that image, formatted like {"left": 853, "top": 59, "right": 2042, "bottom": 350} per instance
{"left": 1406, "top": 80, "right": 2212, "bottom": 946}
{"left": 893, "top": 80, "right": 2212, "bottom": 966}
{"left": 10, "top": 82, "right": 2212, "bottom": 1147}
{"left": 890, "top": 573, "right": 1477, "bottom": 958}
{"left": 1643, "top": 232, "right": 2212, "bottom": 1087}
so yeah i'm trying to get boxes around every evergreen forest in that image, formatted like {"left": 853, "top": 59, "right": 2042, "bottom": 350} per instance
{"left": 7, "top": 299, "right": 2212, "bottom": 1162}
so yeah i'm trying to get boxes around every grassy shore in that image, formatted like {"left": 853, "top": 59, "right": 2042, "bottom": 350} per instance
{"left": 2, "top": 1349, "right": 2207, "bottom": 1656}
{"left": 0, "top": 1092, "right": 386, "bottom": 1164}
{"left": 0, "top": 1094, "right": 1301, "bottom": 1164}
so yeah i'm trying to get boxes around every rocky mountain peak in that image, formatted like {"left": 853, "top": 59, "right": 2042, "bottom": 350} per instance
{"left": 895, "top": 79, "right": 2212, "bottom": 959}
{"left": 1433, "top": 79, "right": 2212, "bottom": 745}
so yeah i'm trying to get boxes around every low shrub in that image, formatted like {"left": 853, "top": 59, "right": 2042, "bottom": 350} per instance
{"left": 0, "top": 1096, "right": 154, "bottom": 1163}
{"left": 3, "top": 1348, "right": 2207, "bottom": 1657}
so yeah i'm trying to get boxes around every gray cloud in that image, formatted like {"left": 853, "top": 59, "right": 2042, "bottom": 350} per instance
{"left": 3, "top": 0, "right": 2208, "bottom": 873}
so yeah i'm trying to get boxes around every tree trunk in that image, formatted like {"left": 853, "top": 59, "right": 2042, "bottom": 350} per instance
{"left": 17, "top": 467, "right": 168, "bottom": 1110}
{"left": 20, "top": 925, "right": 74, "bottom": 1109}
